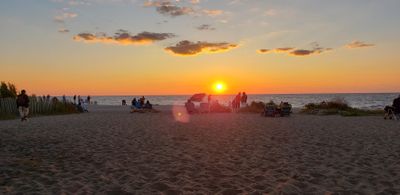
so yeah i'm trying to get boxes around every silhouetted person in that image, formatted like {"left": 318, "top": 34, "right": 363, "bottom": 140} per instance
{"left": 393, "top": 95, "right": 400, "bottom": 113}
{"left": 87, "top": 95, "right": 91, "bottom": 104}
{"left": 140, "top": 96, "right": 145, "bottom": 107}
{"left": 122, "top": 99, "right": 127, "bottom": 106}
{"left": 73, "top": 95, "right": 76, "bottom": 104}
{"left": 241, "top": 92, "right": 248, "bottom": 106}
{"left": 233, "top": 92, "right": 241, "bottom": 111}
{"left": 131, "top": 98, "right": 137, "bottom": 108}
{"left": 16, "top": 90, "right": 29, "bottom": 121}
{"left": 144, "top": 100, "right": 153, "bottom": 109}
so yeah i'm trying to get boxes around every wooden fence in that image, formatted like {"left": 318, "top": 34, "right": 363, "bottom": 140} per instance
{"left": 0, "top": 97, "right": 70, "bottom": 116}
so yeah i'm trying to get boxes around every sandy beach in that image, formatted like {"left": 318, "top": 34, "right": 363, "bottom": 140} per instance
{"left": 0, "top": 105, "right": 399, "bottom": 194}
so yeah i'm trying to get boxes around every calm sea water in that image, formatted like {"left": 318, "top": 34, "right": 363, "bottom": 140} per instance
{"left": 63, "top": 93, "right": 399, "bottom": 109}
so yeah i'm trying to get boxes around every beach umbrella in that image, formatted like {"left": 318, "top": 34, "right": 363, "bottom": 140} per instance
{"left": 189, "top": 93, "right": 206, "bottom": 102}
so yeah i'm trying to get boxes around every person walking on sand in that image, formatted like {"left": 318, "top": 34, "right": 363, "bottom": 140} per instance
{"left": 16, "top": 90, "right": 30, "bottom": 122}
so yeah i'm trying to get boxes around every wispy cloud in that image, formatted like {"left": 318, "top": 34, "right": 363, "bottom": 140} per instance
{"left": 258, "top": 43, "right": 332, "bottom": 57}
{"left": 202, "top": 9, "right": 223, "bottom": 16}
{"left": 345, "top": 41, "right": 375, "bottom": 49}
{"left": 144, "top": 0, "right": 194, "bottom": 17}
{"left": 54, "top": 10, "right": 78, "bottom": 23}
{"left": 165, "top": 40, "right": 238, "bottom": 56}
{"left": 58, "top": 28, "right": 70, "bottom": 33}
{"left": 144, "top": 0, "right": 224, "bottom": 17}
{"left": 257, "top": 49, "right": 270, "bottom": 54}
{"left": 73, "top": 30, "right": 176, "bottom": 45}
{"left": 196, "top": 24, "right": 215, "bottom": 31}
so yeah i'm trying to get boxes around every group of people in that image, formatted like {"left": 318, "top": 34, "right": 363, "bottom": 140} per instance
{"left": 130, "top": 96, "right": 153, "bottom": 110}
{"left": 185, "top": 92, "right": 249, "bottom": 114}
{"left": 232, "top": 92, "right": 248, "bottom": 112}
{"left": 71, "top": 95, "right": 90, "bottom": 112}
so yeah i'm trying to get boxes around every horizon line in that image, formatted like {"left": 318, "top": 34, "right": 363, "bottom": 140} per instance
{"left": 52, "top": 91, "right": 400, "bottom": 97}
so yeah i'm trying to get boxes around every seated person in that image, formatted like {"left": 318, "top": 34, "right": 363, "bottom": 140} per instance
{"left": 135, "top": 100, "right": 142, "bottom": 109}
{"left": 393, "top": 95, "right": 400, "bottom": 113}
{"left": 185, "top": 99, "right": 196, "bottom": 114}
{"left": 131, "top": 98, "right": 138, "bottom": 109}
{"left": 144, "top": 100, "right": 153, "bottom": 109}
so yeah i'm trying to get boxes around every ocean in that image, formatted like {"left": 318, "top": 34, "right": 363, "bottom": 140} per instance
{"left": 64, "top": 93, "right": 399, "bottom": 109}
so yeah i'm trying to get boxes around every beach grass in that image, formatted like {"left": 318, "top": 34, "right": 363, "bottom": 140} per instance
{"left": 0, "top": 97, "right": 79, "bottom": 120}
{"left": 301, "top": 98, "right": 384, "bottom": 117}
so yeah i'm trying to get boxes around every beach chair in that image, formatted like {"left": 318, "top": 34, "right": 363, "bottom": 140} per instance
{"left": 263, "top": 104, "right": 278, "bottom": 117}
{"left": 279, "top": 102, "right": 292, "bottom": 117}
{"left": 280, "top": 107, "right": 292, "bottom": 117}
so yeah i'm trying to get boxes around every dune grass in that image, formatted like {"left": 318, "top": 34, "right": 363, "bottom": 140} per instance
{"left": 301, "top": 98, "right": 384, "bottom": 117}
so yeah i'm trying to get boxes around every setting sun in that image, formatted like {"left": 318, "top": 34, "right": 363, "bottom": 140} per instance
{"left": 213, "top": 82, "right": 226, "bottom": 93}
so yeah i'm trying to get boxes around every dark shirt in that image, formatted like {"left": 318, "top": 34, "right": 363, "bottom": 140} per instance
{"left": 16, "top": 94, "right": 29, "bottom": 107}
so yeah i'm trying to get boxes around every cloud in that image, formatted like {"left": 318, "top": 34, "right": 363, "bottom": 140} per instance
{"left": 145, "top": 0, "right": 224, "bottom": 17}
{"left": 73, "top": 30, "right": 176, "bottom": 45}
{"left": 274, "top": 47, "right": 294, "bottom": 53}
{"left": 289, "top": 48, "right": 330, "bottom": 56}
{"left": 202, "top": 9, "right": 223, "bottom": 16}
{"left": 257, "top": 49, "right": 271, "bottom": 53}
{"left": 196, "top": 24, "right": 215, "bottom": 31}
{"left": 258, "top": 43, "right": 332, "bottom": 57}
{"left": 165, "top": 40, "right": 238, "bottom": 56}
{"left": 58, "top": 28, "right": 70, "bottom": 33}
{"left": 144, "top": 0, "right": 194, "bottom": 17}
{"left": 346, "top": 41, "right": 375, "bottom": 49}
{"left": 54, "top": 11, "right": 78, "bottom": 23}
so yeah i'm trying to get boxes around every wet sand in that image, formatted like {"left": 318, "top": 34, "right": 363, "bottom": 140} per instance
{"left": 0, "top": 105, "right": 399, "bottom": 194}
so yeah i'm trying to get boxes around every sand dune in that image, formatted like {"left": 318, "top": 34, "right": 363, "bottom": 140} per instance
{"left": 0, "top": 105, "right": 399, "bottom": 194}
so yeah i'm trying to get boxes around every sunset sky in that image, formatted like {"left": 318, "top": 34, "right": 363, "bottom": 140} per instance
{"left": 1, "top": 0, "right": 399, "bottom": 95}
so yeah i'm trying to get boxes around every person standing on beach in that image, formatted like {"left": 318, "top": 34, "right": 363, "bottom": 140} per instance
{"left": 241, "top": 92, "right": 248, "bottom": 107}
{"left": 87, "top": 95, "right": 91, "bottom": 104}
{"left": 140, "top": 96, "right": 145, "bottom": 107}
{"left": 235, "top": 92, "right": 241, "bottom": 111}
{"left": 393, "top": 95, "right": 400, "bottom": 113}
{"left": 16, "top": 90, "right": 29, "bottom": 121}
{"left": 73, "top": 95, "right": 76, "bottom": 104}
